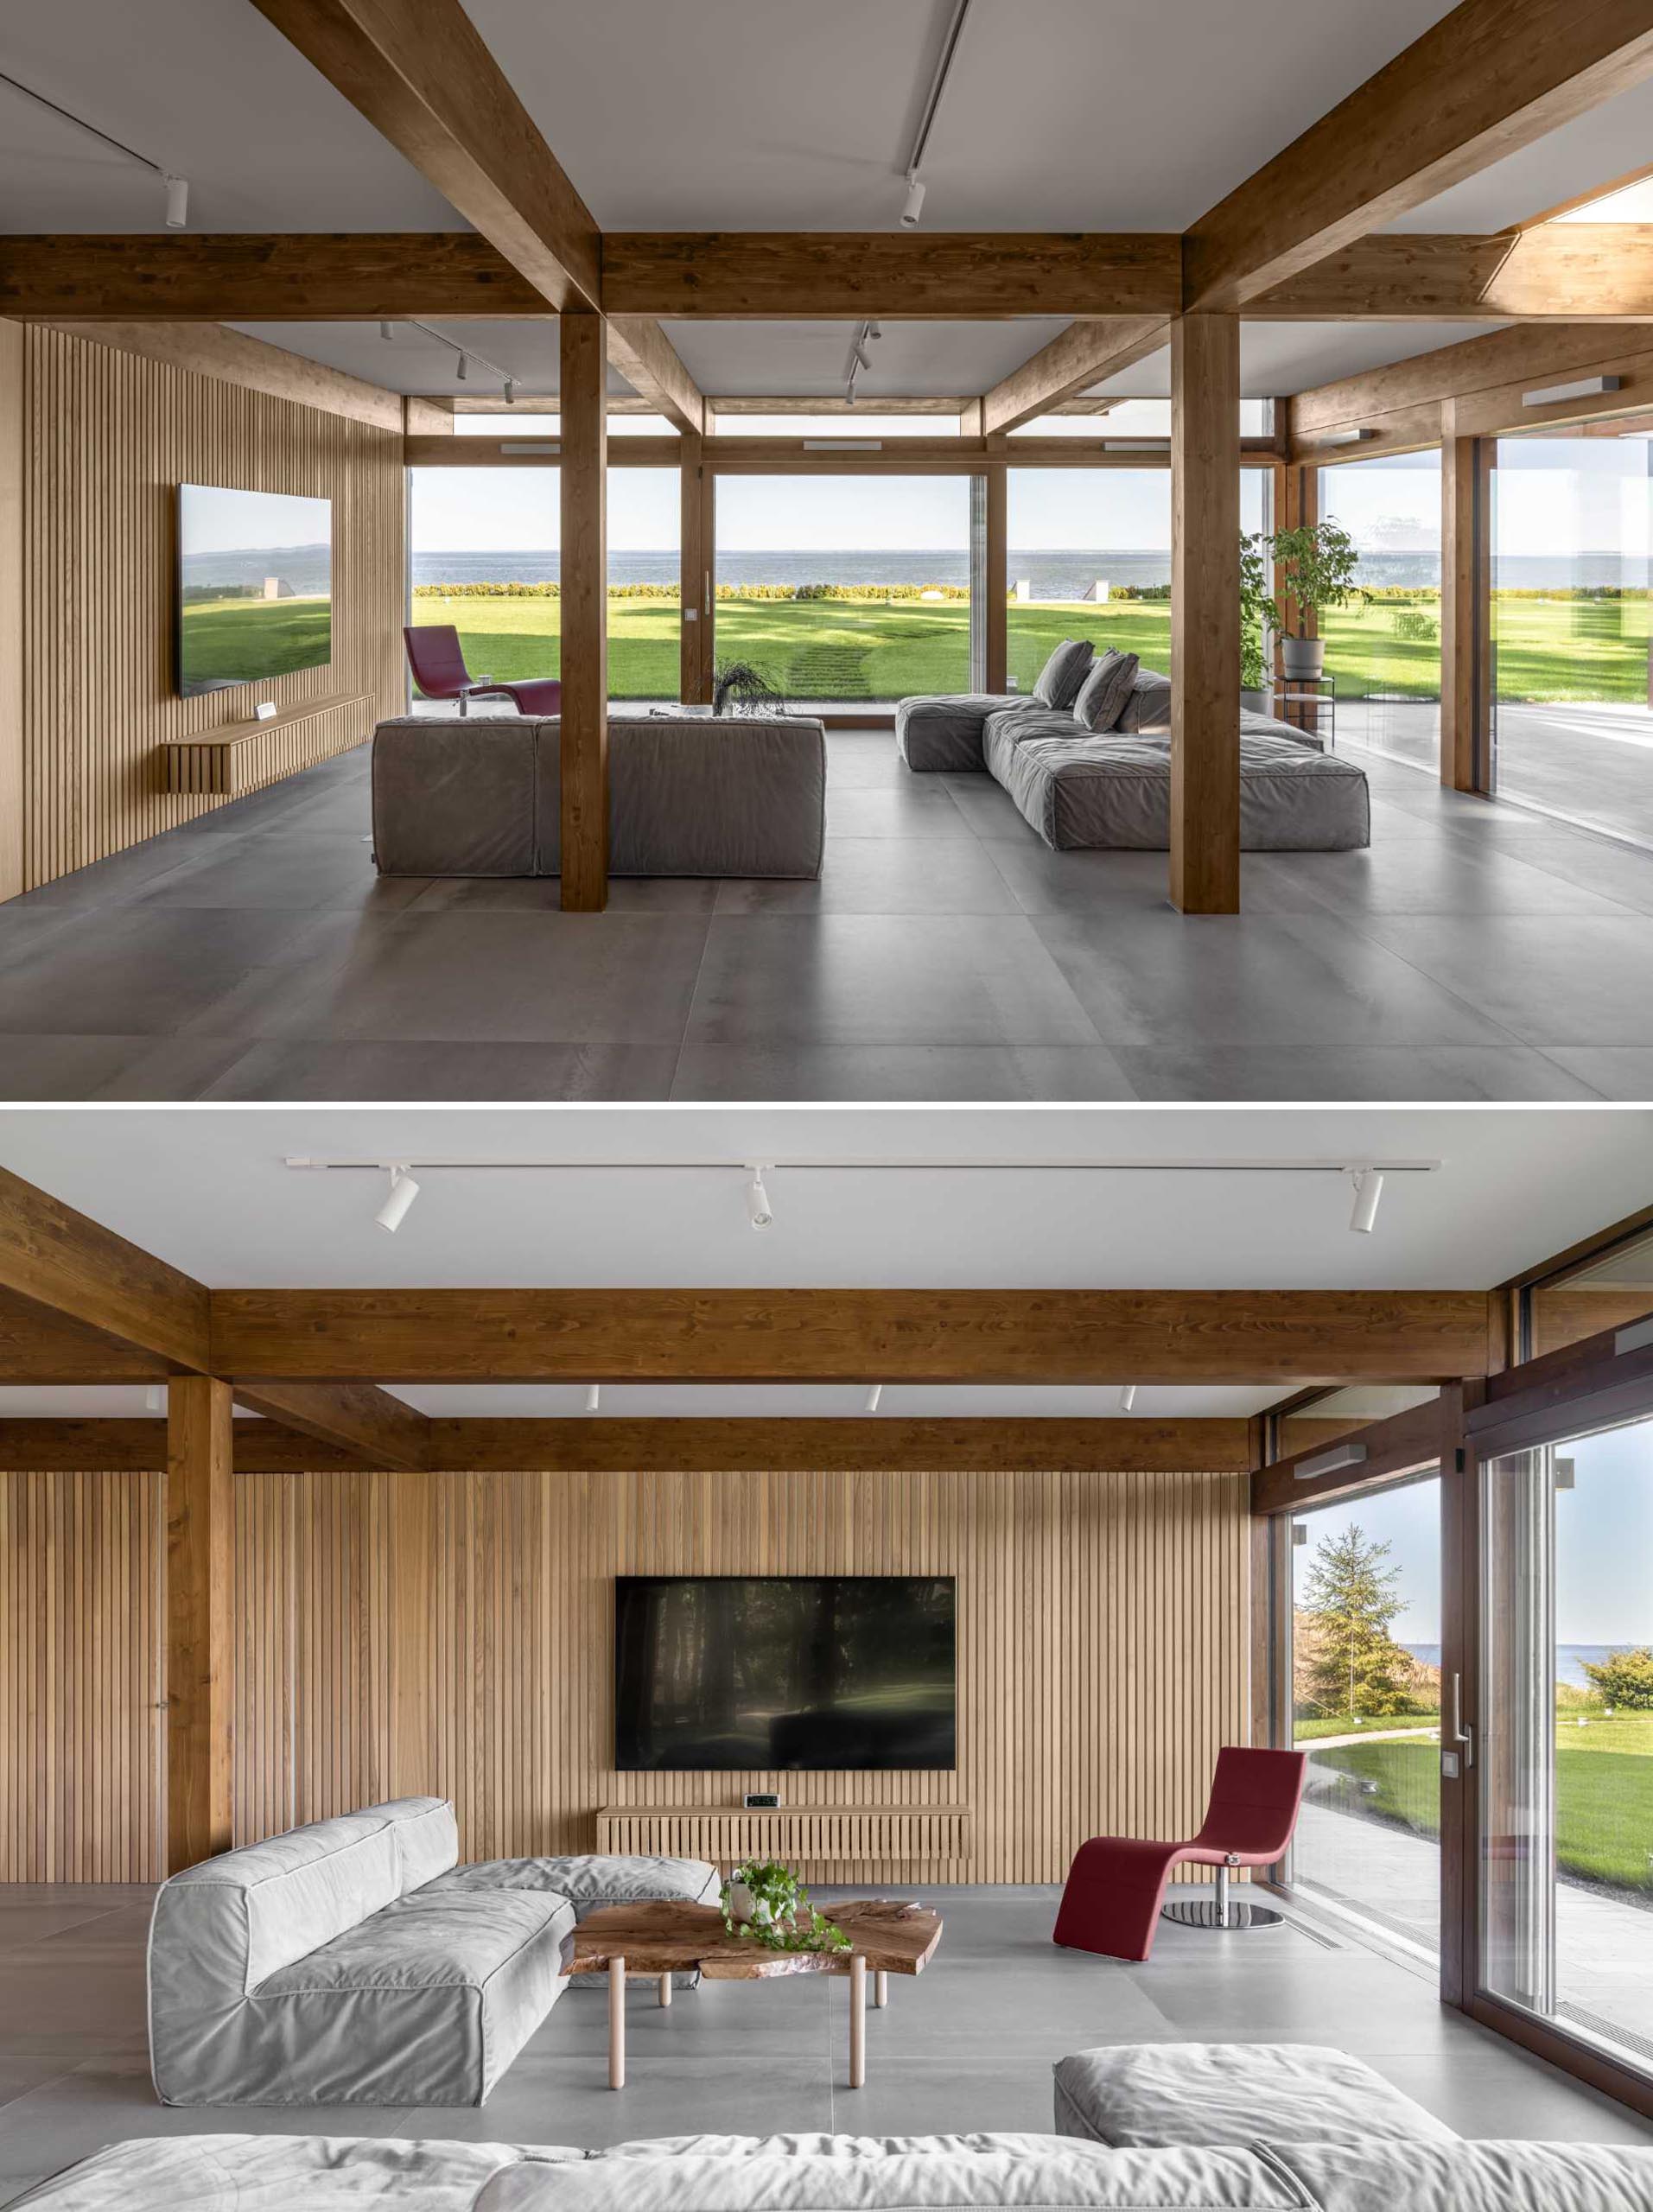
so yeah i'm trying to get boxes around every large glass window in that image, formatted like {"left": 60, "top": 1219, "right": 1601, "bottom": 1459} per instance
{"left": 1482, "top": 1410, "right": 1653, "bottom": 2073}
{"left": 406, "top": 465, "right": 682, "bottom": 707}
{"left": 1491, "top": 432, "right": 1653, "bottom": 848}
{"left": 713, "top": 474, "right": 972, "bottom": 704}
{"left": 1005, "top": 470, "right": 1173, "bottom": 694}
{"left": 1314, "top": 451, "right": 1442, "bottom": 771}
{"left": 1288, "top": 1476, "right": 1442, "bottom": 1960}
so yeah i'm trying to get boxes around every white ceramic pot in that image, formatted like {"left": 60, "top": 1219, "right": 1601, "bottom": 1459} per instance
{"left": 1280, "top": 634, "right": 1325, "bottom": 680}
{"left": 726, "top": 1878, "right": 757, "bottom": 1925}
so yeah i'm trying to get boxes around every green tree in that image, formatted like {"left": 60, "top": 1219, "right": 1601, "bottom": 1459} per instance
{"left": 1301, "top": 1524, "right": 1416, "bottom": 1719}
{"left": 1580, "top": 1647, "right": 1653, "bottom": 1711}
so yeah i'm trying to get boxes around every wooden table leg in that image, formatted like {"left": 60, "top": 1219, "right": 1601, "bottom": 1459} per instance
{"left": 658, "top": 1973, "right": 672, "bottom": 2008}
{"left": 874, "top": 1969, "right": 888, "bottom": 2010}
{"left": 849, "top": 1954, "right": 867, "bottom": 2088}
{"left": 608, "top": 1955, "right": 626, "bottom": 2088}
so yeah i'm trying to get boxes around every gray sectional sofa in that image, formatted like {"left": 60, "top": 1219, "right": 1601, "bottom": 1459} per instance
{"left": 23, "top": 2041, "right": 1653, "bottom": 2207}
{"left": 896, "top": 670, "right": 1370, "bottom": 853}
{"left": 372, "top": 713, "right": 826, "bottom": 879}
{"left": 147, "top": 1799, "right": 718, "bottom": 2108}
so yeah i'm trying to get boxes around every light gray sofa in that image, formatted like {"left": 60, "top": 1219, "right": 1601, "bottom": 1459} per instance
{"left": 372, "top": 713, "right": 826, "bottom": 879}
{"left": 35, "top": 2040, "right": 1653, "bottom": 2208}
{"left": 147, "top": 1800, "right": 718, "bottom": 2107}
{"left": 896, "top": 672, "right": 1370, "bottom": 853}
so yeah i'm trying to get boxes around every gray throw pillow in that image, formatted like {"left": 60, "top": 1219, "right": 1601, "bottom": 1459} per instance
{"left": 1032, "top": 639, "right": 1095, "bottom": 709}
{"left": 1072, "top": 649, "right": 1141, "bottom": 732}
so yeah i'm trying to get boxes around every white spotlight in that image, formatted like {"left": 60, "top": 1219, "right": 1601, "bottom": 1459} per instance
{"left": 1348, "top": 1168, "right": 1384, "bottom": 1236}
{"left": 375, "top": 1163, "right": 421, "bottom": 1234}
{"left": 868, "top": 321, "right": 882, "bottom": 341}
{"left": 900, "top": 173, "right": 926, "bottom": 228}
{"left": 144, "top": 1382, "right": 166, "bottom": 1414}
{"left": 456, "top": 353, "right": 468, "bottom": 381}
{"left": 585, "top": 1382, "right": 601, "bottom": 1415}
{"left": 865, "top": 1383, "right": 883, "bottom": 1414}
{"left": 163, "top": 174, "right": 188, "bottom": 229}
{"left": 505, "top": 378, "right": 516, "bottom": 405}
{"left": 1118, "top": 1384, "right": 1138, "bottom": 1414}
{"left": 380, "top": 321, "right": 395, "bottom": 341}
{"left": 745, "top": 1166, "right": 774, "bottom": 1231}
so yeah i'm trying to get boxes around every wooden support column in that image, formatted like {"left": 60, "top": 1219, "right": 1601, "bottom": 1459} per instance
{"left": 1170, "top": 312, "right": 1241, "bottom": 915}
{"left": 1440, "top": 404, "right": 1485, "bottom": 793}
{"left": 679, "top": 428, "right": 709, "bottom": 704}
{"left": 0, "top": 320, "right": 22, "bottom": 904}
{"left": 983, "top": 460, "right": 1008, "bottom": 693}
{"left": 560, "top": 313, "right": 608, "bottom": 911}
{"left": 165, "top": 1376, "right": 233, "bottom": 1872}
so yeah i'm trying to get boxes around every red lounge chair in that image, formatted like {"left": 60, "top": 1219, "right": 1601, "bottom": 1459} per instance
{"left": 404, "top": 623, "right": 563, "bottom": 717}
{"left": 1052, "top": 1745, "right": 1307, "bottom": 1961}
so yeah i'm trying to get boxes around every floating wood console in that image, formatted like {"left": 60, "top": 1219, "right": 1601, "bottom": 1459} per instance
{"left": 162, "top": 690, "right": 374, "bottom": 796}
{"left": 597, "top": 1803, "right": 971, "bottom": 1878}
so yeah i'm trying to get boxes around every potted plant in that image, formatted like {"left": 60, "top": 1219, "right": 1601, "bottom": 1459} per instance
{"left": 1268, "top": 518, "right": 1362, "bottom": 680}
{"left": 721, "top": 1859, "right": 851, "bottom": 1955}
{"left": 712, "top": 658, "right": 785, "bottom": 717}
{"left": 1238, "top": 531, "right": 1278, "bottom": 711}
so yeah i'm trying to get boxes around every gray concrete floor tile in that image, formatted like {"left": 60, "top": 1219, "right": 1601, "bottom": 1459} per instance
{"left": 714, "top": 839, "right": 1022, "bottom": 917}
{"left": 685, "top": 917, "right": 1101, "bottom": 1048}
{"left": 1032, "top": 910, "right": 1522, "bottom": 1052}
{"left": 1535, "top": 1047, "right": 1653, "bottom": 1099}
{"left": 671, "top": 1044, "right": 1137, "bottom": 1101}
{"left": 1369, "top": 2051, "right": 1653, "bottom": 2144}
{"left": 199, "top": 1039, "right": 679, "bottom": 1101}
{"left": 1358, "top": 915, "right": 1653, "bottom": 1047}
{"left": 1106, "top": 1044, "right": 1605, "bottom": 1103}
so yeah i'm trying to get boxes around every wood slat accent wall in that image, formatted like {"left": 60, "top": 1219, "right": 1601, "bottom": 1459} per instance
{"left": 2, "top": 1465, "right": 1249, "bottom": 1885}
{"left": 0, "top": 1471, "right": 162, "bottom": 1881}
{"left": 19, "top": 325, "right": 404, "bottom": 891}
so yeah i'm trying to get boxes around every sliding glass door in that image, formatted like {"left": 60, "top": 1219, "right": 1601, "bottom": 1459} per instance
{"left": 1489, "top": 430, "right": 1653, "bottom": 848}
{"left": 1481, "top": 1408, "right": 1653, "bottom": 2074}
{"left": 1288, "top": 1472, "right": 1442, "bottom": 1959}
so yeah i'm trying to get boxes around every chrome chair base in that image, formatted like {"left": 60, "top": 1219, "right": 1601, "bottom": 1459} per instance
{"left": 1160, "top": 1897, "right": 1284, "bottom": 1931}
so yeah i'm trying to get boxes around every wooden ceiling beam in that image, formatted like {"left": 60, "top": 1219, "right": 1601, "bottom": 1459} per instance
{"left": 981, "top": 315, "right": 1171, "bottom": 436}
{"left": 0, "top": 232, "right": 542, "bottom": 321}
{"left": 600, "top": 232, "right": 1183, "bottom": 318}
{"left": 209, "top": 1287, "right": 1490, "bottom": 1385}
{"left": 604, "top": 315, "right": 704, "bottom": 436}
{"left": 0, "top": 1292, "right": 171, "bottom": 1384}
{"left": 245, "top": 0, "right": 601, "bottom": 310}
{"left": 0, "top": 1166, "right": 210, "bottom": 1373}
{"left": 0, "top": 1414, "right": 1252, "bottom": 1476}
{"left": 1250, "top": 1394, "right": 1452, "bottom": 1515}
{"left": 223, "top": 1381, "right": 433, "bottom": 1472}
{"left": 1184, "top": 0, "right": 1653, "bottom": 311}
{"left": 1255, "top": 226, "right": 1653, "bottom": 320}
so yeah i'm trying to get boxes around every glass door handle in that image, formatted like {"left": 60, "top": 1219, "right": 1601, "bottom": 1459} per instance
{"left": 1451, "top": 1672, "right": 1475, "bottom": 1768}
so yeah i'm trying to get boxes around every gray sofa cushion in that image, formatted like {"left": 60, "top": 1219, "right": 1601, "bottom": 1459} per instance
{"left": 1117, "top": 668, "right": 1172, "bottom": 734}
{"left": 536, "top": 716, "right": 824, "bottom": 879}
{"left": 894, "top": 693, "right": 1028, "bottom": 772}
{"left": 430, "top": 1853, "right": 719, "bottom": 1993}
{"left": 11, "top": 2134, "right": 588, "bottom": 2210}
{"left": 1033, "top": 639, "right": 1095, "bottom": 709}
{"left": 983, "top": 710, "right": 1370, "bottom": 852}
{"left": 1053, "top": 2044, "right": 1458, "bottom": 2149}
{"left": 1278, "top": 2139, "right": 1653, "bottom": 2212}
{"left": 372, "top": 719, "right": 537, "bottom": 876}
{"left": 1073, "top": 651, "right": 1141, "bottom": 734}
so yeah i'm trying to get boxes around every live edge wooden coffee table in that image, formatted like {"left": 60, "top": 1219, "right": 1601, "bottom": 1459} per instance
{"left": 565, "top": 1898, "right": 943, "bottom": 2090}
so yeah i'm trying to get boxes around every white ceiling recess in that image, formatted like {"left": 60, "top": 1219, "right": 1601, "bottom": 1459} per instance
{"left": 461, "top": 0, "right": 1458, "bottom": 232}
{"left": 0, "top": 1, "right": 463, "bottom": 232}
{"left": 1388, "top": 75, "right": 1653, "bottom": 233}
{"left": 225, "top": 321, "right": 635, "bottom": 400}
{"left": 664, "top": 320, "right": 1072, "bottom": 399}
{"left": 1091, "top": 321, "right": 1510, "bottom": 403}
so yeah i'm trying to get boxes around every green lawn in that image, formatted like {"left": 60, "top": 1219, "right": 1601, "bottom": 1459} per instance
{"left": 181, "top": 594, "right": 332, "bottom": 688}
{"left": 1308, "top": 1709, "right": 1653, "bottom": 1897}
{"left": 410, "top": 592, "right": 1652, "bottom": 707}
{"left": 1294, "top": 1713, "right": 1440, "bottom": 1743}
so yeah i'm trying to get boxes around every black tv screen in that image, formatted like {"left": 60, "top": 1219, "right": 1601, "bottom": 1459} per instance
{"left": 614, "top": 1575, "right": 956, "bottom": 1771}
{"left": 176, "top": 484, "right": 332, "bottom": 696}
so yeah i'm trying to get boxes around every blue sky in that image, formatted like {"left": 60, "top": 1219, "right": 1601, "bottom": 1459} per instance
{"left": 409, "top": 442, "right": 1649, "bottom": 559}
{"left": 1293, "top": 1414, "right": 1653, "bottom": 1646}
{"left": 181, "top": 484, "right": 330, "bottom": 553}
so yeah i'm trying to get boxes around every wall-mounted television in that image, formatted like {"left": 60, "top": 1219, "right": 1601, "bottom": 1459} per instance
{"left": 176, "top": 484, "right": 332, "bottom": 696}
{"left": 614, "top": 1575, "right": 956, "bottom": 1771}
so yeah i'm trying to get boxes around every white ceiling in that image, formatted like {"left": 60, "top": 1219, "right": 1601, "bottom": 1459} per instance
{"left": 1389, "top": 77, "right": 1653, "bottom": 232}
{"left": 2, "top": 1106, "right": 1644, "bottom": 1423}
{"left": 226, "top": 320, "right": 629, "bottom": 398}
{"left": 664, "top": 320, "right": 1072, "bottom": 398}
